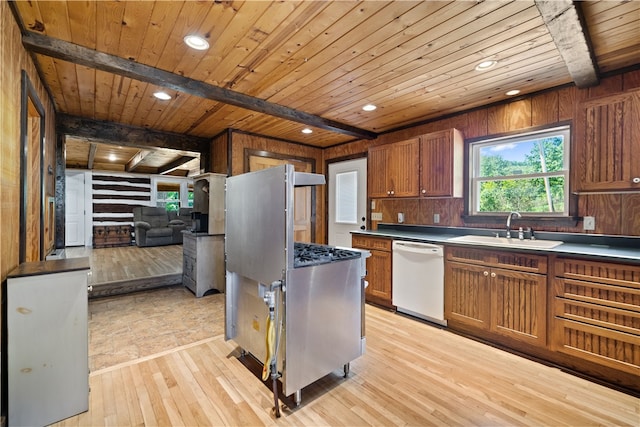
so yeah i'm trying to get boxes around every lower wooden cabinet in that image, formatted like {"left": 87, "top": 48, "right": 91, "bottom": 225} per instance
{"left": 445, "top": 246, "right": 547, "bottom": 347}
{"left": 552, "top": 257, "right": 640, "bottom": 376}
{"left": 352, "top": 235, "right": 393, "bottom": 308}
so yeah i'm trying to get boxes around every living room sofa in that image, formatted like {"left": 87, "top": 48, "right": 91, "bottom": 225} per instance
{"left": 133, "top": 206, "right": 191, "bottom": 247}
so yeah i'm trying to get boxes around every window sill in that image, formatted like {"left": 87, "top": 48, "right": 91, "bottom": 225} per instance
{"left": 462, "top": 215, "right": 580, "bottom": 228}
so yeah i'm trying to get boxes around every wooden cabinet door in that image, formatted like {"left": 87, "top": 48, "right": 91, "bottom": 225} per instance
{"left": 368, "top": 145, "right": 389, "bottom": 198}
{"left": 364, "top": 249, "right": 392, "bottom": 306}
{"left": 387, "top": 138, "right": 419, "bottom": 197}
{"left": 574, "top": 88, "right": 640, "bottom": 192}
{"left": 490, "top": 268, "right": 547, "bottom": 346}
{"left": 445, "top": 261, "right": 491, "bottom": 330}
{"left": 419, "top": 129, "right": 463, "bottom": 197}
{"left": 367, "top": 138, "right": 419, "bottom": 198}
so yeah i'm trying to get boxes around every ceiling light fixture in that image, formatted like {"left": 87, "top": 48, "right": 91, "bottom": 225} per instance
{"left": 506, "top": 89, "right": 521, "bottom": 96}
{"left": 153, "top": 91, "right": 172, "bottom": 100}
{"left": 475, "top": 60, "right": 497, "bottom": 71}
{"left": 301, "top": 128, "right": 313, "bottom": 134}
{"left": 184, "top": 35, "right": 209, "bottom": 50}
{"left": 362, "top": 104, "right": 377, "bottom": 111}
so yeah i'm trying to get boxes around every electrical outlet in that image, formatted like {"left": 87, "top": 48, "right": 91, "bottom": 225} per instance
{"left": 371, "top": 200, "right": 376, "bottom": 210}
{"left": 583, "top": 216, "right": 595, "bottom": 231}
{"left": 371, "top": 212, "right": 382, "bottom": 221}
{"left": 433, "top": 213, "right": 440, "bottom": 224}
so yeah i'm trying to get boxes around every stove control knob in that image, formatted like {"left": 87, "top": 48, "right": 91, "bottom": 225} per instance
{"left": 360, "top": 225, "right": 365, "bottom": 230}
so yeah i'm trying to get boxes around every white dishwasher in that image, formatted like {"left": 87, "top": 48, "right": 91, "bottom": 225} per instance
{"left": 392, "top": 241, "right": 446, "bottom": 326}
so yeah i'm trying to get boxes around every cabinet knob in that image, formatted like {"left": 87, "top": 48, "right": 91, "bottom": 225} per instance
{"left": 633, "top": 177, "right": 640, "bottom": 184}
{"left": 387, "top": 191, "right": 391, "bottom": 195}
{"left": 483, "top": 271, "right": 489, "bottom": 276}
{"left": 390, "top": 190, "right": 395, "bottom": 195}
{"left": 491, "top": 272, "right": 496, "bottom": 278}
{"left": 421, "top": 189, "right": 426, "bottom": 194}
{"left": 87, "top": 285, "right": 93, "bottom": 292}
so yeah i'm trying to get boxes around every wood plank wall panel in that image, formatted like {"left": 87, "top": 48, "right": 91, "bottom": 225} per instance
{"left": 532, "top": 92, "right": 559, "bottom": 126}
{"left": 325, "top": 70, "right": 640, "bottom": 236}
{"left": 210, "top": 131, "right": 229, "bottom": 175}
{"left": 623, "top": 69, "right": 640, "bottom": 90}
{"left": 487, "top": 99, "right": 532, "bottom": 134}
{"left": 92, "top": 173, "right": 152, "bottom": 226}
{"left": 621, "top": 194, "right": 640, "bottom": 236}
{"left": 229, "top": 131, "right": 325, "bottom": 242}
{"left": 1, "top": 1, "right": 56, "bottom": 278}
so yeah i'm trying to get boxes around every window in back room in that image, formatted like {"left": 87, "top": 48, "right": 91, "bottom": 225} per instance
{"left": 469, "top": 125, "right": 570, "bottom": 216}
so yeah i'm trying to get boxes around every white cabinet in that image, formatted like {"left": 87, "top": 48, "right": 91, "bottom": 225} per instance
{"left": 5, "top": 257, "right": 90, "bottom": 426}
{"left": 182, "top": 232, "right": 225, "bottom": 297}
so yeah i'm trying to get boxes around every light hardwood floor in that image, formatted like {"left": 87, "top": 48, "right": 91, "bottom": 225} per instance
{"left": 51, "top": 253, "right": 639, "bottom": 426}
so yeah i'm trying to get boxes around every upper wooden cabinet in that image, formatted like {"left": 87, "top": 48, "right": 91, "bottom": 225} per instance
{"left": 419, "top": 128, "right": 464, "bottom": 197}
{"left": 574, "top": 88, "right": 640, "bottom": 192}
{"left": 368, "top": 129, "right": 464, "bottom": 199}
{"left": 368, "top": 138, "right": 420, "bottom": 198}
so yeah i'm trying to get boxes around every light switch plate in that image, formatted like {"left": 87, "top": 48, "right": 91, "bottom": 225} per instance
{"left": 434, "top": 213, "right": 440, "bottom": 223}
{"left": 584, "top": 216, "right": 595, "bottom": 230}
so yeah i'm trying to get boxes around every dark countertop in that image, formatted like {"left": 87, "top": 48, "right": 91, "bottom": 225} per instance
{"left": 7, "top": 256, "right": 91, "bottom": 278}
{"left": 352, "top": 224, "right": 640, "bottom": 264}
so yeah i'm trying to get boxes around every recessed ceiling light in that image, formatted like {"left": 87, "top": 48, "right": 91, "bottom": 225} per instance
{"left": 301, "top": 128, "right": 313, "bottom": 134}
{"left": 153, "top": 91, "right": 172, "bottom": 100}
{"left": 475, "top": 60, "right": 497, "bottom": 71}
{"left": 109, "top": 154, "right": 116, "bottom": 162}
{"left": 184, "top": 35, "right": 209, "bottom": 50}
{"left": 362, "top": 104, "right": 377, "bottom": 111}
{"left": 506, "top": 89, "right": 521, "bottom": 96}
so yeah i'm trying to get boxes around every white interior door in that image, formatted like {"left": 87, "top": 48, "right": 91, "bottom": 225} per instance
{"left": 65, "top": 172, "right": 85, "bottom": 247}
{"left": 328, "top": 158, "right": 367, "bottom": 247}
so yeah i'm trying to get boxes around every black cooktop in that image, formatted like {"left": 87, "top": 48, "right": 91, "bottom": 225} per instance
{"left": 293, "top": 242, "right": 361, "bottom": 268}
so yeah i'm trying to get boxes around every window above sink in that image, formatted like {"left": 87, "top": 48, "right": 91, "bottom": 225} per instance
{"left": 468, "top": 125, "right": 570, "bottom": 217}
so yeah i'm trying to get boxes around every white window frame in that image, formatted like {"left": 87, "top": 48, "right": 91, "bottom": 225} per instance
{"left": 469, "top": 125, "right": 570, "bottom": 216}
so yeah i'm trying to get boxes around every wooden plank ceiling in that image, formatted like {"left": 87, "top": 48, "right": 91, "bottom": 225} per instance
{"left": 11, "top": 1, "right": 640, "bottom": 174}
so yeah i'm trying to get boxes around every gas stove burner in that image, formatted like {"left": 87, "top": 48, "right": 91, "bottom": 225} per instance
{"left": 293, "top": 242, "right": 361, "bottom": 268}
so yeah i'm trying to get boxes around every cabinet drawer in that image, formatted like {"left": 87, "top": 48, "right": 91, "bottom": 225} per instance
{"left": 446, "top": 246, "right": 547, "bottom": 274}
{"left": 352, "top": 235, "right": 392, "bottom": 252}
{"left": 554, "top": 277, "right": 640, "bottom": 314}
{"left": 552, "top": 316, "right": 640, "bottom": 375}
{"left": 554, "top": 293, "right": 640, "bottom": 336}
{"left": 555, "top": 258, "right": 640, "bottom": 288}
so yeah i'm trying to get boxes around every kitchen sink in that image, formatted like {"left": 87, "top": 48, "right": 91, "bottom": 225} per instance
{"left": 447, "top": 234, "right": 563, "bottom": 249}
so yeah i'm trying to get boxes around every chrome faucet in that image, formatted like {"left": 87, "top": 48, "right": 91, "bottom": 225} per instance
{"left": 506, "top": 211, "right": 521, "bottom": 238}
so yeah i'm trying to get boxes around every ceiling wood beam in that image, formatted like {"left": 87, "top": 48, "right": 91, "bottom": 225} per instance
{"left": 126, "top": 149, "right": 151, "bottom": 172}
{"left": 88, "top": 143, "right": 97, "bottom": 169}
{"left": 158, "top": 156, "right": 197, "bottom": 175}
{"left": 535, "top": 0, "right": 599, "bottom": 88}
{"left": 23, "top": 31, "right": 377, "bottom": 140}
{"left": 57, "top": 114, "right": 209, "bottom": 152}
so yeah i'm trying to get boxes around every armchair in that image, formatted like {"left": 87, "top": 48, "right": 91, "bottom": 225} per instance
{"left": 133, "top": 206, "right": 187, "bottom": 247}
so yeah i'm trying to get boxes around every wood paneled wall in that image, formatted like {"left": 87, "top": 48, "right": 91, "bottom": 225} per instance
{"left": 325, "top": 69, "right": 640, "bottom": 237}
{"left": 1, "top": 1, "right": 57, "bottom": 280}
